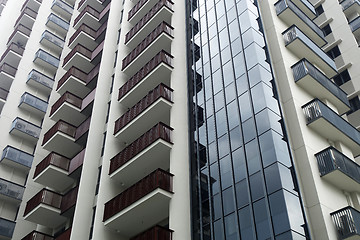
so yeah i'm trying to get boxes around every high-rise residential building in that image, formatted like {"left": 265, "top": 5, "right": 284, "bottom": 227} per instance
{"left": 0, "top": 0, "right": 359, "bottom": 239}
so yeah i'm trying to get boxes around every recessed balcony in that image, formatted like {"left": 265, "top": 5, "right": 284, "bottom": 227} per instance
{"left": 291, "top": 59, "right": 350, "bottom": 114}
{"left": 33, "top": 49, "right": 60, "bottom": 74}
{"left": 14, "top": 7, "right": 37, "bottom": 29}
{"left": 302, "top": 99, "right": 360, "bottom": 156}
{"left": 50, "top": 92, "right": 86, "bottom": 126}
{"left": 26, "top": 69, "right": 54, "bottom": 95}
{"left": 33, "top": 152, "right": 73, "bottom": 192}
{"left": 331, "top": 206, "right": 360, "bottom": 240}
{"left": 42, "top": 120, "right": 82, "bottom": 158}
{"left": 10, "top": 118, "right": 41, "bottom": 144}
{"left": 110, "top": 122, "right": 173, "bottom": 187}
{"left": 24, "top": 189, "right": 67, "bottom": 228}
{"left": 1, "top": 146, "right": 33, "bottom": 171}
{"left": 46, "top": 13, "right": 70, "bottom": 38}
{"left": 122, "top": 22, "right": 173, "bottom": 76}
{"left": 19, "top": 92, "right": 48, "bottom": 116}
{"left": 0, "top": 218, "right": 15, "bottom": 240}
{"left": 73, "top": 5, "right": 100, "bottom": 29}
{"left": 118, "top": 50, "right": 173, "bottom": 108}
{"left": 78, "top": 0, "right": 104, "bottom": 12}
{"left": 315, "top": 147, "right": 360, "bottom": 192}
{"left": 275, "top": 0, "right": 326, "bottom": 47}
{"left": 21, "top": 231, "right": 54, "bottom": 240}
{"left": 114, "top": 84, "right": 173, "bottom": 143}
{"left": 68, "top": 23, "right": 97, "bottom": 50}
{"left": 7, "top": 24, "right": 31, "bottom": 47}
{"left": 131, "top": 226, "right": 173, "bottom": 240}
{"left": 350, "top": 16, "right": 360, "bottom": 39}
{"left": 62, "top": 44, "right": 93, "bottom": 72}
{"left": 125, "top": 0, "right": 174, "bottom": 48}
{"left": 0, "top": 43, "right": 25, "bottom": 68}
{"left": 103, "top": 169, "right": 173, "bottom": 237}
{"left": 0, "top": 64, "right": 16, "bottom": 91}
{"left": 0, "top": 178, "right": 25, "bottom": 203}
{"left": 21, "top": 0, "right": 42, "bottom": 13}
{"left": 283, "top": 26, "right": 337, "bottom": 78}
{"left": 341, "top": 0, "right": 360, "bottom": 17}
{"left": 40, "top": 30, "right": 65, "bottom": 55}
{"left": 51, "top": 0, "right": 73, "bottom": 21}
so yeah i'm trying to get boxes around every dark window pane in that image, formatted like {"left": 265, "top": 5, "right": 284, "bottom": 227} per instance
{"left": 222, "top": 187, "right": 235, "bottom": 215}
{"left": 232, "top": 147, "right": 247, "bottom": 182}
{"left": 235, "top": 179, "right": 250, "bottom": 208}
{"left": 224, "top": 213, "right": 239, "bottom": 240}
{"left": 238, "top": 206, "right": 256, "bottom": 240}
{"left": 245, "top": 139, "right": 261, "bottom": 175}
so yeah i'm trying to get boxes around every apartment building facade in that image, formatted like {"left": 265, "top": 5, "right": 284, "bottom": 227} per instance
{"left": 0, "top": 0, "right": 359, "bottom": 239}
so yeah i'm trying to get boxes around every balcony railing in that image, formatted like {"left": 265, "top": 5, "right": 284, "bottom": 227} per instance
{"left": 0, "top": 178, "right": 25, "bottom": 200}
{"left": 68, "top": 23, "right": 96, "bottom": 46}
{"left": 52, "top": 0, "right": 73, "bottom": 14}
{"left": 55, "top": 228, "right": 71, "bottom": 240}
{"left": 63, "top": 44, "right": 92, "bottom": 66}
{"left": 315, "top": 147, "right": 360, "bottom": 182}
{"left": 47, "top": 13, "right": 70, "bottom": 31}
{"left": 0, "top": 87, "right": 8, "bottom": 101}
{"left": 21, "top": 0, "right": 42, "bottom": 12}
{"left": 341, "top": 0, "right": 360, "bottom": 11}
{"left": 331, "top": 206, "right": 360, "bottom": 239}
{"left": 21, "top": 231, "right": 54, "bottom": 240}
{"left": 7, "top": 24, "right": 32, "bottom": 44}
{"left": 103, "top": 169, "right": 173, "bottom": 221}
{"left": 118, "top": 50, "right": 173, "bottom": 100}
{"left": 1, "top": 145, "right": 33, "bottom": 168}
{"left": 122, "top": 22, "right": 173, "bottom": 70}
{"left": 20, "top": 92, "right": 48, "bottom": 113}
{"left": 27, "top": 69, "right": 54, "bottom": 89}
{"left": 11, "top": 117, "right": 41, "bottom": 139}
{"left": 14, "top": 7, "right": 37, "bottom": 27}
{"left": 42, "top": 120, "right": 77, "bottom": 145}
{"left": 110, "top": 122, "right": 172, "bottom": 174}
{"left": 24, "top": 189, "right": 62, "bottom": 216}
{"left": 68, "top": 148, "right": 85, "bottom": 174}
{"left": 114, "top": 84, "right": 172, "bottom": 134}
{"left": 60, "top": 187, "right": 78, "bottom": 213}
{"left": 73, "top": 5, "right": 100, "bottom": 27}
{"left": 128, "top": 0, "right": 150, "bottom": 20}
{"left": 50, "top": 92, "right": 82, "bottom": 116}
{"left": 57, "top": 67, "right": 87, "bottom": 89}
{"left": 130, "top": 226, "right": 173, "bottom": 240}
{"left": 125, "top": 0, "right": 173, "bottom": 43}
{"left": 0, "top": 217, "right": 15, "bottom": 239}
{"left": 34, "top": 49, "right": 60, "bottom": 68}
{"left": 34, "top": 152, "right": 70, "bottom": 179}
{"left": 350, "top": 16, "right": 360, "bottom": 33}
{"left": 75, "top": 117, "right": 91, "bottom": 140}
{"left": 41, "top": 30, "right": 65, "bottom": 49}
{"left": 0, "top": 63, "right": 17, "bottom": 77}
{"left": 0, "top": 43, "right": 25, "bottom": 62}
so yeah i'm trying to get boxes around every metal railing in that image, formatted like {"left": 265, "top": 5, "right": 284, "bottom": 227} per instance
{"left": 11, "top": 117, "right": 41, "bottom": 139}
{"left": 34, "top": 152, "right": 70, "bottom": 178}
{"left": 130, "top": 226, "right": 173, "bottom": 240}
{"left": 1, "top": 146, "right": 33, "bottom": 168}
{"left": 41, "top": 30, "right": 65, "bottom": 49}
{"left": 24, "top": 189, "right": 62, "bottom": 216}
{"left": 34, "top": 49, "right": 60, "bottom": 68}
{"left": 0, "top": 178, "right": 25, "bottom": 200}
{"left": 331, "top": 206, "right": 360, "bottom": 239}
{"left": 47, "top": 13, "right": 70, "bottom": 31}
{"left": 20, "top": 92, "right": 48, "bottom": 113}
{"left": 42, "top": 120, "right": 77, "bottom": 145}
{"left": 27, "top": 69, "right": 54, "bottom": 89}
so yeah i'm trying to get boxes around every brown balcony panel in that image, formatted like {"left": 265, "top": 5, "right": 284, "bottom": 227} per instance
{"left": 55, "top": 228, "right": 71, "bottom": 240}
{"left": 50, "top": 92, "right": 82, "bottom": 115}
{"left": 99, "top": 2, "right": 110, "bottom": 21}
{"left": 75, "top": 117, "right": 91, "bottom": 145}
{"left": 68, "top": 23, "right": 97, "bottom": 50}
{"left": 73, "top": 5, "right": 100, "bottom": 29}
{"left": 130, "top": 226, "right": 173, "bottom": 240}
{"left": 125, "top": 0, "right": 173, "bottom": 45}
{"left": 122, "top": 22, "right": 173, "bottom": 71}
{"left": 103, "top": 169, "right": 173, "bottom": 236}
{"left": 90, "top": 40, "right": 104, "bottom": 63}
{"left": 21, "top": 231, "right": 54, "bottom": 240}
{"left": 24, "top": 189, "right": 67, "bottom": 228}
{"left": 63, "top": 44, "right": 93, "bottom": 72}
{"left": 0, "top": 87, "right": 9, "bottom": 101}
{"left": 57, "top": 66, "right": 94, "bottom": 98}
{"left": 81, "top": 88, "right": 95, "bottom": 112}
{"left": 33, "top": 152, "right": 74, "bottom": 192}
{"left": 0, "top": 43, "right": 25, "bottom": 67}
{"left": 78, "top": 0, "right": 104, "bottom": 12}
{"left": 118, "top": 50, "right": 173, "bottom": 107}
{"left": 7, "top": 24, "right": 31, "bottom": 46}
{"left": 68, "top": 148, "right": 85, "bottom": 177}
{"left": 110, "top": 122, "right": 173, "bottom": 186}
{"left": 42, "top": 121, "right": 76, "bottom": 143}
{"left": 14, "top": 7, "right": 37, "bottom": 29}
{"left": 61, "top": 187, "right": 78, "bottom": 215}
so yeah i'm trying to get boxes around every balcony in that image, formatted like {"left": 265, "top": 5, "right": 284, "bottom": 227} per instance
{"left": 24, "top": 189, "right": 66, "bottom": 228}
{"left": 40, "top": 30, "right": 65, "bottom": 55}
{"left": 68, "top": 148, "right": 85, "bottom": 178}
{"left": 21, "top": 231, "right": 54, "bottom": 240}
{"left": 125, "top": 0, "right": 174, "bottom": 48}
{"left": 131, "top": 226, "right": 173, "bottom": 240}
{"left": 57, "top": 64, "right": 98, "bottom": 98}
{"left": 1, "top": 146, "right": 33, "bottom": 171}
{"left": 122, "top": 22, "right": 173, "bottom": 76}
{"left": 10, "top": 118, "right": 41, "bottom": 144}
{"left": 0, "top": 218, "right": 15, "bottom": 239}
{"left": 50, "top": 92, "right": 86, "bottom": 126}
{"left": 110, "top": 122, "right": 172, "bottom": 187}
{"left": 0, "top": 178, "right": 25, "bottom": 203}
{"left": 46, "top": 13, "right": 70, "bottom": 38}
{"left": 7, "top": 24, "right": 31, "bottom": 47}
{"left": 118, "top": 50, "right": 173, "bottom": 108}
{"left": 275, "top": 0, "right": 326, "bottom": 47}
{"left": 42, "top": 120, "right": 82, "bottom": 158}
{"left": 62, "top": 44, "right": 93, "bottom": 72}
{"left": 68, "top": 23, "right": 97, "bottom": 50}
{"left": 331, "top": 206, "right": 360, "bottom": 239}
{"left": 73, "top": 5, "right": 101, "bottom": 29}
{"left": 341, "top": 0, "right": 360, "bottom": 17}
{"left": 0, "top": 87, "right": 8, "bottom": 103}
{"left": 19, "top": 92, "right": 48, "bottom": 116}
{"left": 33, "top": 152, "right": 73, "bottom": 192}
{"left": 302, "top": 99, "right": 360, "bottom": 156}
{"left": 90, "top": 40, "right": 104, "bottom": 65}
{"left": 0, "top": 64, "right": 16, "bottom": 91}
{"left": 21, "top": 0, "right": 42, "bottom": 12}
{"left": 0, "top": 43, "right": 25, "bottom": 67}
{"left": 350, "top": 16, "right": 360, "bottom": 39}
{"left": 51, "top": 0, "right": 73, "bottom": 21}
{"left": 74, "top": 117, "right": 91, "bottom": 146}
{"left": 315, "top": 147, "right": 360, "bottom": 192}
{"left": 26, "top": 69, "right": 54, "bottom": 95}
{"left": 291, "top": 59, "right": 350, "bottom": 114}
{"left": 78, "top": 0, "right": 104, "bottom": 12}
{"left": 283, "top": 26, "right": 337, "bottom": 77}
{"left": 128, "top": 0, "right": 168, "bottom": 24}
{"left": 114, "top": 84, "right": 173, "bottom": 143}
{"left": 103, "top": 169, "right": 173, "bottom": 236}
{"left": 14, "top": 7, "right": 37, "bottom": 29}
{"left": 61, "top": 187, "right": 78, "bottom": 217}
{"left": 33, "top": 49, "right": 60, "bottom": 74}
{"left": 189, "top": 18, "right": 199, "bottom": 37}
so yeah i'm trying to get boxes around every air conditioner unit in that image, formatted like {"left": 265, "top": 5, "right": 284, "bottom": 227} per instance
{"left": 15, "top": 122, "right": 25, "bottom": 131}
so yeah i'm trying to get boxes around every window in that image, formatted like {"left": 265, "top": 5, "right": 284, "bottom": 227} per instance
{"left": 326, "top": 45, "right": 341, "bottom": 59}
{"left": 322, "top": 24, "right": 332, "bottom": 36}
{"left": 315, "top": 5, "right": 324, "bottom": 15}
{"left": 113, "top": 51, "right": 118, "bottom": 67}
{"left": 347, "top": 96, "right": 360, "bottom": 115}
{"left": 334, "top": 69, "right": 351, "bottom": 86}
